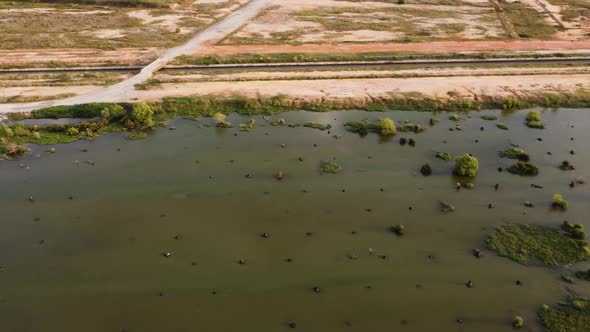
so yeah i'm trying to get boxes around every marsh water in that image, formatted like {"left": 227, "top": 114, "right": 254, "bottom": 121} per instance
{"left": 1, "top": 109, "right": 589, "bottom": 332}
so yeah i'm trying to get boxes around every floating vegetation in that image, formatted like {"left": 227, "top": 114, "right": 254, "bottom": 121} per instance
{"left": 124, "top": 132, "right": 147, "bottom": 140}
{"left": 496, "top": 123, "right": 509, "bottom": 130}
{"left": 344, "top": 118, "right": 397, "bottom": 136}
{"left": 507, "top": 161, "right": 539, "bottom": 176}
{"left": 420, "top": 163, "right": 432, "bottom": 176}
{"left": 390, "top": 224, "right": 405, "bottom": 236}
{"left": 561, "top": 221, "right": 586, "bottom": 240}
{"left": 552, "top": 193, "right": 568, "bottom": 210}
{"left": 303, "top": 122, "right": 332, "bottom": 131}
{"left": 398, "top": 123, "right": 424, "bottom": 133}
{"left": 320, "top": 160, "right": 342, "bottom": 174}
{"left": 499, "top": 148, "right": 530, "bottom": 162}
{"left": 239, "top": 119, "right": 256, "bottom": 131}
{"left": 481, "top": 115, "right": 498, "bottom": 121}
{"left": 435, "top": 151, "right": 452, "bottom": 161}
{"left": 453, "top": 154, "right": 479, "bottom": 177}
{"left": 408, "top": 138, "right": 416, "bottom": 146}
{"left": 559, "top": 160, "right": 575, "bottom": 171}
{"left": 538, "top": 298, "right": 590, "bottom": 332}
{"left": 449, "top": 114, "right": 462, "bottom": 121}
{"left": 487, "top": 224, "right": 590, "bottom": 265}
{"left": 270, "top": 118, "right": 287, "bottom": 126}
{"left": 440, "top": 201, "right": 455, "bottom": 213}
{"left": 429, "top": 117, "right": 439, "bottom": 126}
{"left": 525, "top": 110, "right": 545, "bottom": 129}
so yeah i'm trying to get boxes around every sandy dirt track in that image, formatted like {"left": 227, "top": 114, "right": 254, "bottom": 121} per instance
{"left": 129, "top": 74, "right": 590, "bottom": 103}
{"left": 196, "top": 40, "right": 590, "bottom": 56}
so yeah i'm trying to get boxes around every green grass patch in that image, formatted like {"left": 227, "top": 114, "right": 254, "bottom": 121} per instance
{"left": 487, "top": 224, "right": 590, "bottom": 265}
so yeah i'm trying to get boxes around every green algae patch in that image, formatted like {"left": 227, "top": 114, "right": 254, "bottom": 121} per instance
{"left": 320, "top": 160, "right": 342, "bottom": 174}
{"left": 538, "top": 298, "right": 590, "bottom": 332}
{"left": 499, "top": 148, "right": 530, "bottom": 162}
{"left": 125, "top": 132, "right": 148, "bottom": 140}
{"left": 303, "top": 122, "right": 332, "bottom": 131}
{"left": 436, "top": 151, "right": 452, "bottom": 161}
{"left": 487, "top": 224, "right": 590, "bottom": 266}
{"left": 507, "top": 161, "right": 539, "bottom": 176}
{"left": 497, "top": 123, "right": 509, "bottom": 130}
{"left": 481, "top": 115, "right": 498, "bottom": 121}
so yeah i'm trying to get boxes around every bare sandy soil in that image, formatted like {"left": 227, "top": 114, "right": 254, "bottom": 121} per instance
{"left": 0, "top": 48, "right": 162, "bottom": 68}
{"left": 153, "top": 66, "right": 590, "bottom": 82}
{"left": 130, "top": 73, "right": 590, "bottom": 103}
{"left": 225, "top": 0, "right": 505, "bottom": 44}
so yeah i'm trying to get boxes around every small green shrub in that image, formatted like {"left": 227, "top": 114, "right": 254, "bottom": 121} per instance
{"left": 559, "top": 160, "right": 575, "bottom": 170}
{"left": 449, "top": 114, "right": 461, "bottom": 121}
{"left": 67, "top": 127, "right": 79, "bottom": 136}
{"left": 453, "top": 154, "right": 479, "bottom": 177}
{"left": 512, "top": 316, "right": 524, "bottom": 328}
{"left": 481, "top": 115, "right": 498, "bottom": 121}
{"left": 552, "top": 194, "right": 568, "bottom": 210}
{"left": 420, "top": 163, "right": 432, "bottom": 176}
{"left": 390, "top": 224, "right": 405, "bottom": 236}
{"left": 377, "top": 118, "right": 397, "bottom": 135}
{"left": 496, "top": 123, "right": 509, "bottom": 130}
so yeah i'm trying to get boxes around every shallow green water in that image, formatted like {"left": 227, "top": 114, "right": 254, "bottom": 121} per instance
{"left": 0, "top": 109, "right": 589, "bottom": 332}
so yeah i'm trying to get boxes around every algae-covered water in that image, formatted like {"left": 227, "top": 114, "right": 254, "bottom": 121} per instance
{"left": 0, "top": 109, "right": 589, "bottom": 332}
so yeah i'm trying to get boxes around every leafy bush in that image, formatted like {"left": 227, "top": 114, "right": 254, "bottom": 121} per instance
{"left": 552, "top": 194, "right": 568, "bottom": 210}
{"left": 512, "top": 316, "right": 524, "bottom": 328}
{"left": 527, "top": 110, "right": 541, "bottom": 122}
{"left": 377, "top": 118, "right": 397, "bottom": 135}
{"left": 125, "top": 103, "right": 154, "bottom": 130}
{"left": 453, "top": 154, "right": 479, "bottom": 177}
{"left": 67, "top": 127, "right": 79, "bottom": 136}
{"left": 559, "top": 160, "right": 575, "bottom": 170}
{"left": 100, "top": 104, "right": 126, "bottom": 121}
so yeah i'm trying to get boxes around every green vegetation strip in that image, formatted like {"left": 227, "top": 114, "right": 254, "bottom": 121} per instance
{"left": 487, "top": 224, "right": 590, "bottom": 265}
{"left": 2, "top": 89, "right": 589, "bottom": 154}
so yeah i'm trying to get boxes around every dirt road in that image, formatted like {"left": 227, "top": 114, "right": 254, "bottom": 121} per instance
{"left": 0, "top": 0, "right": 272, "bottom": 114}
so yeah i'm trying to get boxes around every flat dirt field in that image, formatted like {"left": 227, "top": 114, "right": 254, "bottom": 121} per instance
{"left": 221, "top": 0, "right": 590, "bottom": 45}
